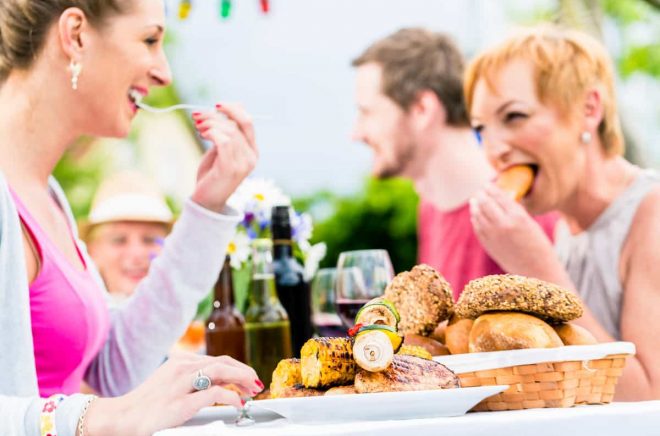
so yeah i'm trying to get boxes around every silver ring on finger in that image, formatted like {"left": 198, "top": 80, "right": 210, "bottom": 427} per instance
{"left": 192, "top": 369, "right": 212, "bottom": 391}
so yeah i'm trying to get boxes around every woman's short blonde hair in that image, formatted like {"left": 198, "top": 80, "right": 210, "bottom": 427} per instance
{"left": 464, "top": 25, "right": 624, "bottom": 156}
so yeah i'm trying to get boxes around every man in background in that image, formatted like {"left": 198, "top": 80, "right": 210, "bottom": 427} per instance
{"left": 351, "top": 28, "right": 557, "bottom": 298}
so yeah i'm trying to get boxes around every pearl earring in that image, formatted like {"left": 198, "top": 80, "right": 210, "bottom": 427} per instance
{"left": 580, "top": 131, "right": 592, "bottom": 144}
{"left": 69, "top": 60, "right": 83, "bottom": 90}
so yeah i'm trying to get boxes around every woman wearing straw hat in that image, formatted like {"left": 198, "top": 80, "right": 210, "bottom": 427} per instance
{"left": 0, "top": 1, "right": 262, "bottom": 434}
{"left": 83, "top": 171, "right": 208, "bottom": 353}
{"left": 82, "top": 171, "right": 174, "bottom": 302}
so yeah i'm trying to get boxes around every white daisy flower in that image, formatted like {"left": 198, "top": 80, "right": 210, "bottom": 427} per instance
{"left": 227, "top": 231, "right": 251, "bottom": 269}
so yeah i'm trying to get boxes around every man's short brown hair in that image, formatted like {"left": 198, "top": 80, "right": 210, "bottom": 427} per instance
{"left": 352, "top": 27, "right": 469, "bottom": 127}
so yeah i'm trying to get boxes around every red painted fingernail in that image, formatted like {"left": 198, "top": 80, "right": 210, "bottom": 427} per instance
{"left": 192, "top": 112, "right": 201, "bottom": 117}
{"left": 241, "top": 399, "right": 246, "bottom": 406}
{"left": 255, "top": 379, "right": 264, "bottom": 389}
{"left": 195, "top": 119, "right": 203, "bottom": 124}
{"left": 215, "top": 104, "right": 222, "bottom": 109}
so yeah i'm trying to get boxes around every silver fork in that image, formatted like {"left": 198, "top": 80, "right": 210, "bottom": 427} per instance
{"left": 234, "top": 398, "right": 255, "bottom": 427}
{"left": 135, "top": 101, "right": 209, "bottom": 114}
{"left": 131, "top": 91, "right": 271, "bottom": 120}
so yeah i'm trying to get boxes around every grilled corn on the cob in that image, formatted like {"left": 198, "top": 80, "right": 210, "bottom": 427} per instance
{"left": 397, "top": 344, "right": 433, "bottom": 360}
{"left": 270, "top": 358, "right": 302, "bottom": 399}
{"left": 300, "top": 337, "right": 356, "bottom": 388}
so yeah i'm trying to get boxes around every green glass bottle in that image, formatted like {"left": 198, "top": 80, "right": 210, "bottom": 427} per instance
{"left": 244, "top": 239, "right": 293, "bottom": 386}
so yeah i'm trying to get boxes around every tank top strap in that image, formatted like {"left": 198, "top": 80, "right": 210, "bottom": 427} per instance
{"left": 589, "top": 169, "right": 660, "bottom": 234}
{"left": 9, "top": 187, "right": 48, "bottom": 259}
{"left": 8, "top": 186, "right": 88, "bottom": 272}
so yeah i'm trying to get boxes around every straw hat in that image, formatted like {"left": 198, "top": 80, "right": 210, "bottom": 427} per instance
{"left": 80, "top": 171, "right": 173, "bottom": 240}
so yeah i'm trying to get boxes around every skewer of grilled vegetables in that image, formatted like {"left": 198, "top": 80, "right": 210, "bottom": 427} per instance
{"left": 354, "top": 297, "right": 400, "bottom": 328}
{"left": 300, "top": 337, "right": 356, "bottom": 388}
{"left": 350, "top": 324, "right": 403, "bottom": 372}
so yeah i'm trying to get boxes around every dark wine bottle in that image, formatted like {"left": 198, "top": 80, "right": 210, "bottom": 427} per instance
{"left": 271, "top": 206, "right": 313, "bottom": 357}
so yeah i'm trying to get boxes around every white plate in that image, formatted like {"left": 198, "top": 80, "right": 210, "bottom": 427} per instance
{"left": 249, "top": 386, "right": 507, "bottom": 423}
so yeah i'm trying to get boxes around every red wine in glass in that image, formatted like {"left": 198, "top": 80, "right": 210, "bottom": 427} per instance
{"left": 336, "top": 298, "right": 371, "bottom": 328}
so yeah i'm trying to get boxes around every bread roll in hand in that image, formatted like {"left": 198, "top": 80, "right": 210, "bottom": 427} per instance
{"left": 495, "top": 164, "right": 534, "bottom": 201}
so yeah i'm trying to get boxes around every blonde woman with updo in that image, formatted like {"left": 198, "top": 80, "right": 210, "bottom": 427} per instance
{"left": 0, "top": 1, "right": 263, "bottom": 434}
{"left": 466, "top": 25, "right": 660, "bottom": 400}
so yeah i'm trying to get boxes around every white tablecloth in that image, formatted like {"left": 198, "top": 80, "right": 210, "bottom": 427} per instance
{"left": 156, "top": 401, "right": 660, "bottom": 436}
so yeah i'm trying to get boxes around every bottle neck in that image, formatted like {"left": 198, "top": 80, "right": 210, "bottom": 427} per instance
{"left": 273, "top": 241, "right": 293, "bottom": 259}
{"left": 249, "top": 240, "right": 280, "bottom": 306}
{"left": 248, "top": 272, "right": 279, "bottom": 306}
{"left": 213, "top": 257, "right": 235, "bottom": 309}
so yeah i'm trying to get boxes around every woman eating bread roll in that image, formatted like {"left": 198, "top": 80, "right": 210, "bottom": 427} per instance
{"left": 465, "top": 25, "right": 660, "bottom": 400}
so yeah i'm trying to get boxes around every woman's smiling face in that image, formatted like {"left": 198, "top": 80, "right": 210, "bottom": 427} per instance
{"left": 72, "top": 0, "right": 172, "bottom": 137}
{"left": 470, "top": 59, "right": 587, "bottom": 214}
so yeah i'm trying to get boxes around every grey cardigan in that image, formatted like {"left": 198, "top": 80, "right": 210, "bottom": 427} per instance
{"left": 0, "top": 172, "right": 241, "bottom": 436}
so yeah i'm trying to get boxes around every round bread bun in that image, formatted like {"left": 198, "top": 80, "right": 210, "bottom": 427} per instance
{"left": 384, "top": 264, "right": 454, "bottom": 336}
{"left": 403, "top": 333, "right": 450, "bottom": 356}
{"left": 445, "top": 315, "right": 474, "bottom": 355}
{"left": 455, "top": 274, "right": 583, "bottom": 323}
{"left": 553, "top": 323, "right": 597, "bottom": 346}
{"left": 429, "top": 320, "right": 448, "bottom": 344}
{"left": 469, "top": 312, "right": 564, "bottom": 352}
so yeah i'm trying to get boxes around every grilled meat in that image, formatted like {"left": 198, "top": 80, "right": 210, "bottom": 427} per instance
{"left": 355, "top": 355, "right": 459, "bottom": 393}
{"left": 324, "top": 385, "right": 358, "bottom": 396}
{"left": 272, "top": 383, "right": 325, "bottom": 398}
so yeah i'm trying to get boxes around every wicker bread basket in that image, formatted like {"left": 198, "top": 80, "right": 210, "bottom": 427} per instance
{"left": 434, "top": 342, "right": 635, "bottom": 411}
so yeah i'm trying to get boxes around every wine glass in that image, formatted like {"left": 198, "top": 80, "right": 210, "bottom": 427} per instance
{"left": 335, "top": 250, "right": 394, "bottom": 328}
{"left": 311, "top": 268, "right": 345, "bottom": 337}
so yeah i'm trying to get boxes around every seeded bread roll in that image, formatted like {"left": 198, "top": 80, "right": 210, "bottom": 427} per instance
{"left": 469, "top": 312, "right": 564, "bottom": 352}
{"left": 553, "top": 323, "right": 598, "bottom": 346}
{"left": 384, "top": 264, "right": 454, "bottom": 336}
{"left": 455, "top": 274, "right": 583, "bottom": 324}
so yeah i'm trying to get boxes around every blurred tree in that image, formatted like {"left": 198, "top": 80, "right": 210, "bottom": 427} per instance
{"left": 295, "top": 178, "right": 419, "bottom": 273}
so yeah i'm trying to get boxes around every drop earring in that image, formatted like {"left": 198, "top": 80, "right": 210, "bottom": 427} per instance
{"left": 69, "top": 60, "right": 82, "bottom": 90}
{"left": 580, "top": 131, "right": 592, "bottom": 144}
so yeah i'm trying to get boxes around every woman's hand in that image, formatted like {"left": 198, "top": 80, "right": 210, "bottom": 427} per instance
{"left": 469, "top": 183, "right": 562, "bottom": 280}
{"left": 85, "top": 352, "right": 263, "bottom": 436}
{"left": 190, "top": 104, "right": 259, "bottom": 213}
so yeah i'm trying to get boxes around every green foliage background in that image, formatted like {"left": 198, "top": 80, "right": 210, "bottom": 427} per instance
{"left": 294, "top": 178, "right": 419, "bottom": 273}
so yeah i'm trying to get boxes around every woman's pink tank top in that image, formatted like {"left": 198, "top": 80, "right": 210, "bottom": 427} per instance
{"left": 11, "top": 189, "right": 110, "bottom": 397}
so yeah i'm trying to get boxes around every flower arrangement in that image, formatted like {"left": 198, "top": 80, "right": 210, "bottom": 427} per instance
{"left": 227, "top": 178, "right": 326, "bottom": 281}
